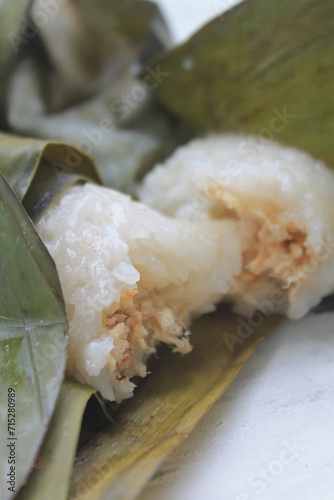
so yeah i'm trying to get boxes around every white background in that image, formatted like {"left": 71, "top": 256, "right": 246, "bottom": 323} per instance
{"left": 155, "top": 0, "right": 241, "bottom": 44}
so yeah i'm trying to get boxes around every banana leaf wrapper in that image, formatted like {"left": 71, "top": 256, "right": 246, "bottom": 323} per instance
{"left": 142, "top": 0, "right": 334, "bottom": 169}
{"left": 0, "top": 174, "right": 68, "bottom": 499}
{"left": 0, "top": 133, "right": 101, "bottom": 220}
{"left": 16, "top": 382, "right": 94, "bottom": 500}
{"left": 0, "top": 135, "right": 100, "bottom": 497}
{"left": 3, "top": 0, "right": 190, "bottom": 191}
{"left": 0, "top": 0, "right": 31, "bottom": 122}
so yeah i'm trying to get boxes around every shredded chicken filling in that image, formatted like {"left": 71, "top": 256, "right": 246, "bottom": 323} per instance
{"left": 204, "top": 183, "right": 311, "bottom": 295}
{"left": 102, "top": 288, "right": 191, "bottom": 383}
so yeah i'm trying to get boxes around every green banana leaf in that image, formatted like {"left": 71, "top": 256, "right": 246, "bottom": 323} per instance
{"left": 143, "top": 0, "right": 334, "bottom": 168}
{"left": 16, "top": 382, "right": 94, "bottom": 500}
{"left": 0, "top": 0, "right": 31, "bottom": 113}
{"left": 0, "top": 133, "right": 101, "bottom": 220}
{"left": 69, "top": 308, "right": 282, "bottom": 500}
{"left": 28, "top": 0, "right": 172, "bottom": 111}
{"left": 0, "top": 174, "right": 68, "bottom": 499}
{"left": 4, "top": 0, "right": 189, "bottom": 192}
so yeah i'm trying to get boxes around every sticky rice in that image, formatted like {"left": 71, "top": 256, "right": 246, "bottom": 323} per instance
{"left": 37, "top": 183, "right": 242, "bottom": 400}
{"left": 140, "top": 134, "right": 334, "bottom": 319}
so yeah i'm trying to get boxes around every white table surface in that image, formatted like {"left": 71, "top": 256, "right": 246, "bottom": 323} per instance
{"left": 141, "top": 2, "right": 334, "bottom": 499}
{"left": 140, "top": 313, "right": 334, "bottom": 500}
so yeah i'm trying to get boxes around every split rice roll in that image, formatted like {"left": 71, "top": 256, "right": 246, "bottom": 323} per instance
{"left": 37, "top": 134, "right": 334, "bottom": 401}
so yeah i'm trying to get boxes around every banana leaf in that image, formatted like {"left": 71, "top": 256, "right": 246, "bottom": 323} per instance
{"left": 4, "top": 0, "right": 189, "bottom": 192}
{"left": 69, "top": 308, "right": 281, "bottom": 500}
{"left": 143, "top": 0, "right": 334, "bottom": 168}
{"left": 7, "top": 70, "right": 189, "bottom": 191}
{"left": 16, "top": 381, "right": 94, "bottom": 500}
{"left": 0, "top": 174, "right": 68, "bottom": 499}
{"left": 0, "top": 133, "right": 101, "bottom": 220}
{"left": 0, "top": 0, "right": 31, "bottom": 118}
{"left": 28, "top": 0, "right": 172, "bottom": 110}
